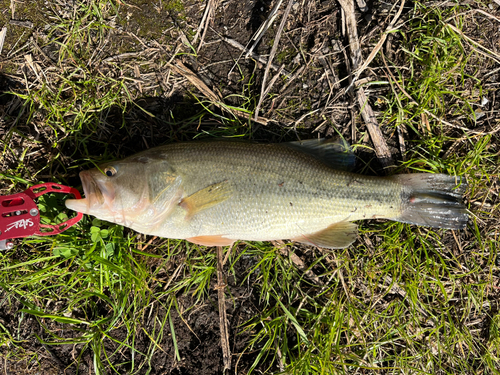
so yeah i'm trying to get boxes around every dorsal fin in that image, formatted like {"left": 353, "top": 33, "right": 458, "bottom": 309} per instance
{"left": 284, "top": 138, "right": 355, "bottom": 171}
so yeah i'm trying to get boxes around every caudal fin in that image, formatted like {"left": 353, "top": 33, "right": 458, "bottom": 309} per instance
{"left": 393, "top": 174, "right": 468, "bottom": 230}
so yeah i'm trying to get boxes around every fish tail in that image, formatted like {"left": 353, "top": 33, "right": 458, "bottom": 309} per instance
{"left": 392, "top": 174, "right": 468, "bottom": 230}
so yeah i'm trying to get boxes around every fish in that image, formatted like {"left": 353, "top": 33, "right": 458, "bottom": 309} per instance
{"left": 65, "top": 139, "right": 468, "bottom": 249}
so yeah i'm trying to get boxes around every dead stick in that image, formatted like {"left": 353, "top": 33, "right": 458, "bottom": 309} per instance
{"left": 0, "top": 27, "right": 7, "bottom": 55}
{"left": 337, "top": 0, "right": 362, "bottom": 69}
{"left": 338, "top": 0, "right": 394, "bottom": 170}
{"left": 170, "top": 60, "right": 270, "bottom": 125}
{"left": 254, "top": 0, "right": 294, "bottom": 120}
{"left": 446, "top": 23, "right": 500, "bottom": 64}
{"left": 260, "top": 65, "right": 285, "bottom": 103}
{"left": 223, "top": 37, "right": 290, "bottom": 76}
{"left": 192, "top": 0, "right": 212, "bottom": 45}
{"left": 196, "top": 0, "right": 218, "bottom": 53}
{"left": 356, "top": 88, "right": 394, "bottom": 168}
{"left": 347, "top": 0, "right": 405, "bottom": 90}
{"left": 216, "top": 246, "right": 231, "bottom": 372}
{"left": 246, "top": 0, "right": 284, "bottom": 58}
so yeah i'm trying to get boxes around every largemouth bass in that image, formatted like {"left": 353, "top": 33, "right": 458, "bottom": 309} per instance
{"left": 65, "top": 139, "right": 468, "bottom": 248}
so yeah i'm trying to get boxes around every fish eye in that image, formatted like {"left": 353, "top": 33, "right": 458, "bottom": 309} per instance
{"left": 104, "top": 167, "right": 117, "bottom": 177}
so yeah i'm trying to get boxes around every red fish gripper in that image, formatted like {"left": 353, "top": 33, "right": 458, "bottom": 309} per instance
{"left": 0, "top": 183, "right": 83, "bottom": 250}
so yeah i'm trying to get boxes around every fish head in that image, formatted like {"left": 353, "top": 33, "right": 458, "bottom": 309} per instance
{"left": 65, "top": 157, "right": 182, "bottom": 228}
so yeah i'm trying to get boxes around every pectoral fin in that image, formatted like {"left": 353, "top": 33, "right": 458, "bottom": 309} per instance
{"left": 180, "top": 180, "right": 233, "bottom": 219}
{"left": 293, "top": 221, "right": 358, "bottom": 249}
{"left": 187, "top": 235, "right": 234, "bottom": 247}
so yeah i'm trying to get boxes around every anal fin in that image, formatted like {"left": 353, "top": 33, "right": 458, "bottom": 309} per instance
{"left": 187, "top": 235, "right": 234, "bottom": 247}
{"left": 292, "top": 221, "right": 358, "bottom": 249}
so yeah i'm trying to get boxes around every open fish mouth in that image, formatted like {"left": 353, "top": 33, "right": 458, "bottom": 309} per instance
{"left": 65, "top": 170, "right": 104, "bottom": 214}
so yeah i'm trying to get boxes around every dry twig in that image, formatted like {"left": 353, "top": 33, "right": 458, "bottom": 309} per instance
{"left": 9, "top": 19, "right": 33, "bottom": 28}
{"left": 348, "top": 0, "right": 405, "bottom": 90}
{"left": 0, "top": 27, "right": 6, "bottom": 55}
{"left": 226, "top": 0, "right": 284, "bottom": 77}
{"left": 223, "top": 37, "right": 290, "bottom": 76}
{"left": 260, "top": 64, "right": 285, "bottom": 105}
{"left": 254, "top": 0, "right": 295, "bottom": 120}
{"left": 446, "top": 23, "right": 500, "bottom": 65}
{"left": 338, "top": 0, "right": 394, "bottom": 170}
{"left": 318, "top": 52, "right": 341, "bottom": 91}
{"left": 216, "top": 246, "right": 231, "bottom": 372}
{"left": 355, "top": 0, "right": 368, "bottom": 12}
{"left": 246, "top": 0, "right": 284, "bottom": 58}
{"left": 170, "top": 60, "right": 270, "bottom": 125}
{"left": 193, "top": 0, "right": 218, "bottom": 52}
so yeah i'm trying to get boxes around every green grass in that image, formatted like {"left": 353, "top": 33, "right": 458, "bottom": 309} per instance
{"left": 0, "top": 0, "right": 499, "bottom": 374}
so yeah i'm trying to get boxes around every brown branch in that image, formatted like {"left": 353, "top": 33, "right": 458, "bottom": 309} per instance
{"left": 194, "top": 0, "right": 218, "bottom": 52}
{"left": 170, "top": 60, "right": 271, "bottom": 125}
{"left": 0, "top": 27, "right": 6, "bottom": 55}
{"left": 338, "top": 0, "right": 394, "bottom": 170}
{"left": 254, "top": 0, "right": 294, "bottom": 120}
{"left": 216, "top": 246, "right": 231, "bottom": 372}
{"left": 223, "top": 37, "right": 290, "bottom": 76}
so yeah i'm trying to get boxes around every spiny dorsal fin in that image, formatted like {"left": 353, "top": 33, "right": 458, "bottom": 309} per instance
{"left": 292, "top": 221, "right": 358, "bottom": 249}
{"left": 180, "top": 180, "right": 233, "bottom": 220}
{"left": 284, "top": 138, "right": 355, "bottom": 171}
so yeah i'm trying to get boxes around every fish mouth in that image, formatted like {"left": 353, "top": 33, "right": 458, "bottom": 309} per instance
{"left": 65, "top": 170, "right": 105, "bottom": 214}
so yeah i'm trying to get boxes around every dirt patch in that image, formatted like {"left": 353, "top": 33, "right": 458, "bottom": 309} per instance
{"left": 0, "top": 251, "right": 270, "bottom": 374}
